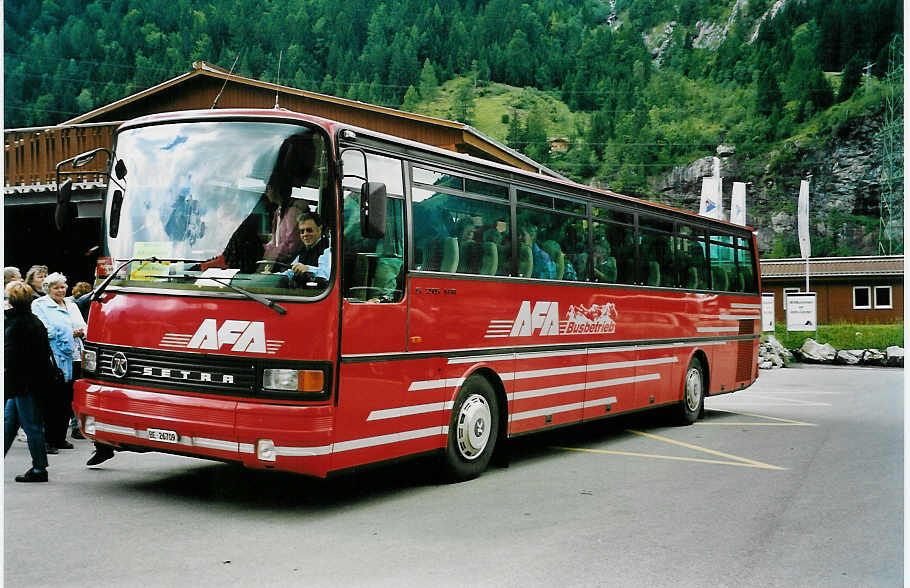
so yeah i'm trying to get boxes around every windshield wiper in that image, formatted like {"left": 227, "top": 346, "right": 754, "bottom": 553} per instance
{"left": 91, "top": 257, "right": 208, "bottom": 302}
{"left": 152, "top": 274, "right": 288, "bottom": 315}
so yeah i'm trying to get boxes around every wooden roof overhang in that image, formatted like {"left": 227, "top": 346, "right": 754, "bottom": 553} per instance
{"left": 760, "top": 256, "right": 905, "bottom": 280}
{"left": 63, "top": 61, "right": 561, "bottom": 178}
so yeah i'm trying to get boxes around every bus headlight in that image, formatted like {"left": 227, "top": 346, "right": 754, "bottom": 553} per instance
{"left": 83, "top": 349, "right": 97, "bottom": 374}
{"left": 84, "top": 415, "right": 96, "bottom": 435}
{"left": 263, "top": 368, "right": 325, "bottom": 394}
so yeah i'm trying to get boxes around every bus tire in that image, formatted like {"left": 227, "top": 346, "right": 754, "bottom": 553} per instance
{"left": 676, "top": 357, "right": 704, "bottom": 425}
{"left": 442, "top": 376, "right": 499, "bottom": 482}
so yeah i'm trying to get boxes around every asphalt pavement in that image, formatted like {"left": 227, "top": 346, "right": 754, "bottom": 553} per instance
{"left": 4, "top": 365, "right": 904, "bottom": 587}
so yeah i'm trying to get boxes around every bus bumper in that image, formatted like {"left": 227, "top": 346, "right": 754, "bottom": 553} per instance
{"left": 73, "top": 380, "right": 334, "bottom": 477}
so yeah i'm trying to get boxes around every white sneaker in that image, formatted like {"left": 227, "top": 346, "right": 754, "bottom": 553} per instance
{"left": 16, "top": 430, "right": 27, "bottom": 442}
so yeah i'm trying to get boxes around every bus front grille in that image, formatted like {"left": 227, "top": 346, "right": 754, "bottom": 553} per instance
{"left": 93, "top": 346, "right": 257, "bottom": 396}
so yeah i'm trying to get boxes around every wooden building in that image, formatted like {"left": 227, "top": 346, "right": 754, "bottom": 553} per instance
{"left": 760, "top": 256, "right": 904, "bottom": 324}
{"left": 4, "top": 61, "right": 560, "bottom": 282}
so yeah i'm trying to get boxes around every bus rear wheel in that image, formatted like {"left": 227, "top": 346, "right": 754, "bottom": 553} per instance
{"left": 675, "top": 357, "right": 704, "bottom": 425}
{"left": 442, "top": 376, "right": 499, "bottom": 482}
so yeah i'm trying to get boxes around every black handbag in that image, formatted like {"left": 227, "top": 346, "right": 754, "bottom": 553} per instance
{"left": 49, "top": 351, "right": 65, "bottom": 385}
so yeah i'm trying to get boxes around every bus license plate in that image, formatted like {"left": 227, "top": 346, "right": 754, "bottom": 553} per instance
{"left": 147, "top": 428, "right": 180, "bottom": 444}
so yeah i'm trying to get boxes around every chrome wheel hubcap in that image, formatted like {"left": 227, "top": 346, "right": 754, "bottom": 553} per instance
{"left": 685, "top": 367, "right": 703, "bottom": 412}
{"left": 455, "top": 394, "right": 492, "bottom": 460}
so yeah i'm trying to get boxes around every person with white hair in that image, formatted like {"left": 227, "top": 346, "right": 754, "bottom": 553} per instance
{"left": 31, "top": 272, "right": 83, "bottom": 452}
{"left": 4, "top": 266, "right": 21, "bottom": 309}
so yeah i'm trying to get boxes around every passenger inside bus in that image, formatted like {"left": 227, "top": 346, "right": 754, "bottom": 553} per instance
{"left": 281, "top": 212, "right": 331, "bottom": 285}
{"left": 518, "top": 224, "right": 556, "bottom": 279}
{"left": 455, "top": 218, "right": 482, "bottom": 274}
{"left": 201, "top": 132, "right": 319, "bottom": 275}
{"left": 366, "top": 258, "right": 403, "bottom": 302}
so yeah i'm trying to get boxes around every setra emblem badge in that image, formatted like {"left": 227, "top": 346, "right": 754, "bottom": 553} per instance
{"left": 111, "top": 352, "right": 129, "bottom": 379}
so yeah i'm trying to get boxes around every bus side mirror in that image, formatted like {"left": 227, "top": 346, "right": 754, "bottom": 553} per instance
{"left": 360, "top": 182, "right": 387, "bottom": 239}
{"left": 109, "top": 189, "right": 124, "bottom": 238}
{"left": 55, "top": 179, "right": 76, "bottom": 231}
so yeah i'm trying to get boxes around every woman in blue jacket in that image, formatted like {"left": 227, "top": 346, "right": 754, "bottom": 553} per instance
{"left": 31, "top": 272, "right": 81, "bottom": 452}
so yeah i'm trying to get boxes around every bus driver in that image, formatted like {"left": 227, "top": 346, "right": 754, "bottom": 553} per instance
{"left": 283, "top": 212, "right": 331, "bottom": 283}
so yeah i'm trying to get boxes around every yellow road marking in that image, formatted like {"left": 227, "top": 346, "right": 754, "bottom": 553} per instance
{"left": 555, "top": 446, "right": 785, "bottom": 470}
{"left": 627, "top": 429, "right": 786, "bottom": 470}
{"left": 698, "top": 410, "right": 817, "bottom": 427}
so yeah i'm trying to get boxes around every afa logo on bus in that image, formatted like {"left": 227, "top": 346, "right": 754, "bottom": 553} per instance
{"left": 485, "top": 301, "right": 618, "bottom": 338}
{"left": 160, "top": 319, "right": 284, "bottom": 354}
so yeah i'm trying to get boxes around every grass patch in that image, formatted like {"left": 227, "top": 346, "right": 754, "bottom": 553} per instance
{"left": 767, "top": 322, "right": 904, "bottom": 351}
{"left": 412, "top": 78, "right": 585, "bottom": 143}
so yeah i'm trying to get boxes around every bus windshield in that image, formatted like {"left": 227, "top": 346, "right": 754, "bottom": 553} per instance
{"left": 102, "top": 120, "right": 332, "bottom": 297}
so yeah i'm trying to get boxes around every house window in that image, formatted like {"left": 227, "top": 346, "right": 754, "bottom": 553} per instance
{"left": 874, "top": 286, "right": 893, "bottom": 309}
{"left": 853, "top": 286, "right": 871, "bottom": 309}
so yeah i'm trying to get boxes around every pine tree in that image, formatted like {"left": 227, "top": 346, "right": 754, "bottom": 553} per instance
{"left": 505, "top": 109, "right": 525, "bottom": 151}
{"left": 449, "top": 79, "right": 475, "bottom": 124}
{"left": 401, "top": 85, "right": 420, "bottom": 112}
{"left": 418, "top": 59, "right": 439, "bottom": 102}
{"left": 755, "top": 68, "right": 783, "bottom": 117}
{"left": 837, "top": 55, "right": 863, "bottom": 102}
{"left": 524, "top": 106, "right": 550, "bottom": 164}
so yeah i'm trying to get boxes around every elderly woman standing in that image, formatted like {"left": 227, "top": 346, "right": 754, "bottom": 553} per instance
{"left": 31, "top": 272, "right": 82, "bottom": 451}
{"left": 4, "top": 281, "right": 51, "bottom": 482}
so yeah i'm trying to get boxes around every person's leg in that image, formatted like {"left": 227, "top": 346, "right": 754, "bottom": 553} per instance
{"left": 70, "top": 363, "right": 84, "bottom": 438}
{"left": 16, "top": 395, "right": 48, "bottom": 473}
{"left": 5, "top": 398, "right": 21, "bottom": 456}
{"left": 87, "top": 442, "right": 115, "bottom": 466}
{"left": 42, "top": 385, "right": 59, "bottom": 447}
{"left": 55, "top": 381, "right": 75, "bottom": 448}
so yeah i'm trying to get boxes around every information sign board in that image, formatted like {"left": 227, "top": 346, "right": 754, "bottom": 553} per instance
{"left": 786, "top": 292, "right": 817, "bottom": 332}
{"left": 761, "top": 293, "right": 775, "bottom": 332}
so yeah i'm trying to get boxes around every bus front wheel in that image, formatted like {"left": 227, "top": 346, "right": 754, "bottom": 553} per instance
{"left": 442, "top": 376, "right": 499, "bottom": 482}
{"left": 676, "top": 357, "right": 705, "bottom": 425}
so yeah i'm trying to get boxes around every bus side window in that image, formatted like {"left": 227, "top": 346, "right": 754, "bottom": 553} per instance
{"left": 341, "top": 151, "right": 405, "bottom": 302}
{"left": 708, "top": 234, "right": 735, "bottom": 292}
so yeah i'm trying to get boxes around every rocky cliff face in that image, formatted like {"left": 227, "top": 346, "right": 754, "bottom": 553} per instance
{"left": 653, "top": 110, "right": 888, "bottom": 256}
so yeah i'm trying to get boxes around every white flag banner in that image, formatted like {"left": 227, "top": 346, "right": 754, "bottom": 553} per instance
{"left": 699, "top": 177, "right": 722, "bottom": 219}
{"left": 798, "top": 179, "right": 810, "bottom": 259}
{"left": 730, "top": 182, "right": 747, "bottom": 226}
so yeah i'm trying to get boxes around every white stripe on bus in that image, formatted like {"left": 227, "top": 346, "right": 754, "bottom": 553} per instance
{"left": 697, "top": 327, "right": 741, "bottom": 333}
{"left": 368, "top": 401, "right": 455, "bottom": 421}
{"left": 586, "top": 357, "right": 677, "bottom": 371}
{"left": 731, "top": 303, "right": 762, "bottom": 309}
{"left": 515, "top": 348, "right": 589, "bottom": 360}
{"left": 408, "top": 377, "right": 465, "bottom": 391}
{"left": 508, "top": 373, "right": 659, "bottom": 402}
{"left": 719, "top": 314, "right": 761, "bottom": 321}
{"left": 511, "top": 396, "right": 618, "bottom": 422}
{"left": 95, "top": 421, "right": 241, "bottom": 452}
{"left": 93, "top": 419, "right": 443, "bottom": 458}
{"left": 332, "top": 426, "right": 447, "bottom": 452}
{"left": 448, "top": 354, "right": 517, "bottom": 365}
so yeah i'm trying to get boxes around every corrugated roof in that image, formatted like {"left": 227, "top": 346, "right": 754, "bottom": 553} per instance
{"left": 760, "top": 255, "right": 904, "bottom": 278}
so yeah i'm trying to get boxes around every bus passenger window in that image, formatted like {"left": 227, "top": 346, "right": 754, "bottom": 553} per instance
{"left": 737, "top": 248, "right": 756, "bottom": 293}
{"left": 708, "top": 235, "right": 735, "bottom": 292}
{"left": 413, "top": 188, "right": 509, "bottom": 276}
{"left": 591, "top": 213, "right": 635, "bottom": 285}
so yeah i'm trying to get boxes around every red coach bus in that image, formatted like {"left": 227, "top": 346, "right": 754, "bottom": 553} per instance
{"left": 63, "top": 108, "right": 760, "bottom": 481}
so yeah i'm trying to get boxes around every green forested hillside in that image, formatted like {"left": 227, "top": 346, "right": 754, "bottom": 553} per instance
{"left": 4, "top": 0, "right": 903, "bottom": 255}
